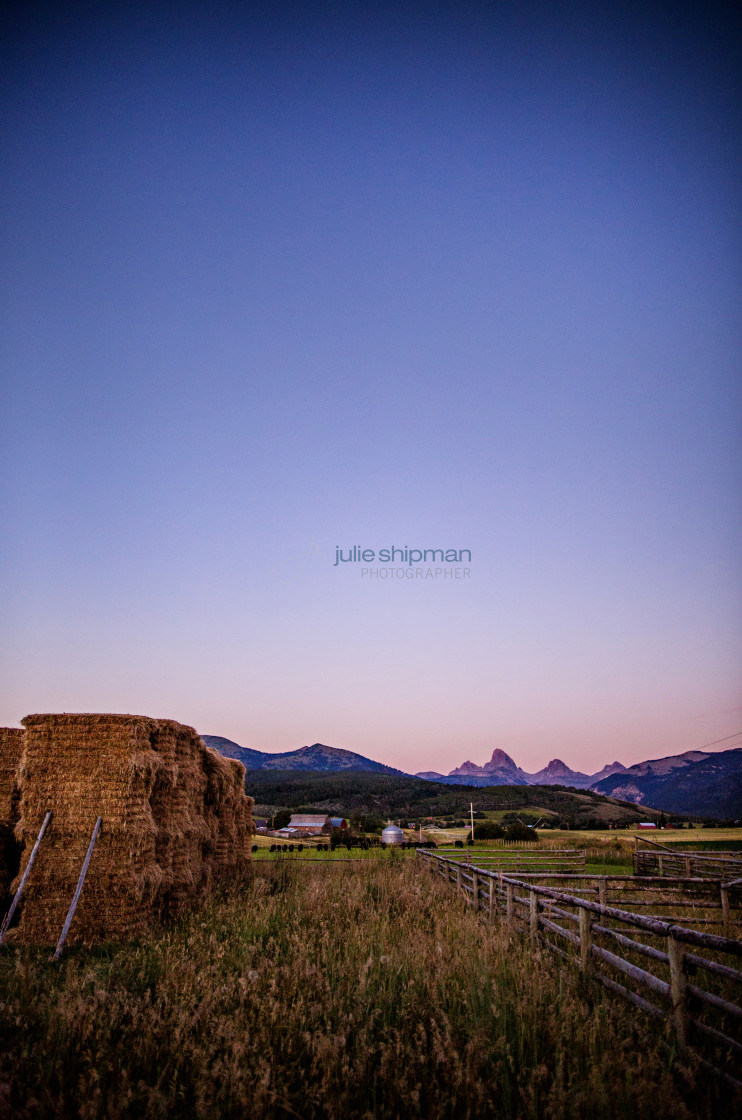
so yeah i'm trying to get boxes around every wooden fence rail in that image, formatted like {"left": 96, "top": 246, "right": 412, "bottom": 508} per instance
{"left": 434, "top": 847, "right": 586, "bottom": 874}
{"left": 418, "top": 849, "right": 742, "bottom": 1089}
{"left": 634, "top": 836, "right": 742, "bottom": 881}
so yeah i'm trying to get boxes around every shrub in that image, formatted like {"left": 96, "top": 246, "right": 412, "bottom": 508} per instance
{"left": 504, "top": 822, "right": 537, "bottom": 842}
{"left": 473, "top": 821, "right": 506, "bottom": 840}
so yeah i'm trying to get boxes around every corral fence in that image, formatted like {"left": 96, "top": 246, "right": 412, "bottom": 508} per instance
{"left": 418, "top": 848, "right": 742, "bottom": 1089}
{"left": 634, "top": 835, "right": 742, "bottom": 881}
{"left": 435, "top": 846, "right": 586, "bottom": 874}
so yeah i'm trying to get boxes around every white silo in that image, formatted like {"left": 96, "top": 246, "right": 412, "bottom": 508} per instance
{"left": 381, "top": 823, "right": 405, "bottom": 845}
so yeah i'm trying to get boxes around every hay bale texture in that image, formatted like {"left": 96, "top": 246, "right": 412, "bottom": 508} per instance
{"left": 1, "top": 714, "right": 253, "bottom": 945}
{"left": 0, "top": 728, "right": 24, "bottom": 902}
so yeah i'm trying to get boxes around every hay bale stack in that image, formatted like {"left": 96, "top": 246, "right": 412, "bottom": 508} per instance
{"left": 201, "top": 748, "right": 254, "bottom": 883}
{"left": 11, "top": 714, "right": 254, "bottom": 945}
{"left": 16, "top": 714, "right": 163, "bottom": 943}
{"left": 0, "top": 728, "right": 24, "bottom": 901}
{"left": 150, "top": 720, "right": 212, "bottom": 920}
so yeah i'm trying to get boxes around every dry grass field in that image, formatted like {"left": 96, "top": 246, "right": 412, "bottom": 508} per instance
{"left": 0, "top": 859, "right": 733, "bottom": 1120}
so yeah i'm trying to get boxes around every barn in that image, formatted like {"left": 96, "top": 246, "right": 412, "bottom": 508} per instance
{"left": 286, "top": 814, "right": 333, "bottom": 836}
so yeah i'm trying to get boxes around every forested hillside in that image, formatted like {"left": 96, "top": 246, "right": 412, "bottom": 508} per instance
{"left": 244, "top": 770, "right": 662, "bottom": 828}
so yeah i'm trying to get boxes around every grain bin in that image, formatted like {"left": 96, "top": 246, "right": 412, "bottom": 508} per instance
{"left": 381, "top": 823, "right": 404, "bottom": 845}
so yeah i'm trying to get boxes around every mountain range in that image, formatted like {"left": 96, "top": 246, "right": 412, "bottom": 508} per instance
{"left": 201, "top": 735, "right": 742, "bottom": 817}
{"left": 415, "top": 748, "right": 626, "bottom": 789}
{"left": 201, "top": 737, "right": 404, "bottom": 775}
{"left": 591, "top": 748, "right": 742, "bottom": 818}
{"left": 416, "top": 746, "right": 742, "bottom": 817}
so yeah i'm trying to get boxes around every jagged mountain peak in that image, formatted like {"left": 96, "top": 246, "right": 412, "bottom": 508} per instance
{"left": 449, "top": 759, "right": 484, "bottom": 775}
{"left": 544, "top": 759, "right": 570, "bottom": 774}
{"left": 484, "top": 748, "right": 518, "bottom": 772}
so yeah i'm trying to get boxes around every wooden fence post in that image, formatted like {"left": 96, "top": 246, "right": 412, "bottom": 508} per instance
{"left": 658, "top": 854, "right": 665, "bottom": 877}
{"left": 721, "top": 886, "right": 732, "bottom": 937}
{"left": 489, "top": 875, "right": 495, "bottom": 919}
{"left": 579, "top": 905, "right": 592, "bottom": 974}
{"left": 597, "top": 881, "right": 607, "bottom": 907}
{"left": 684, "top": 856, "right": 692, "bottom": 878}
{"left": 471, "top": 872, "right": 479, "bottom": 911}
{"left": 529, "top": 889, "right": 538, "bottom": 941}
{"left": 506, "top": 883, "right": 514, "bottom": 930}
{"left": 667, "top": 933, "right": 689, "bottom": 1047}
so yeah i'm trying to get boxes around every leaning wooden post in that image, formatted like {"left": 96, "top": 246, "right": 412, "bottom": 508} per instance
{"left": 529, "top": 889, "right": 539, "bottom": 941}
{"left": 579, "top": 905, "right": 592, "bottom": 974}
{"left": 597, "top": 880, "right": 607, "bottom": 907}
{"left": 667, "top": 932, "right": 689, "bottom": 1047}
{"left": 506, "top": 883, "right": 514, "bottom": 930}
{"left": 0, "top": 810, "right": 52, "bottom": 946}
{"left": 721, "top": 886, "right": 732, "bottom": 938}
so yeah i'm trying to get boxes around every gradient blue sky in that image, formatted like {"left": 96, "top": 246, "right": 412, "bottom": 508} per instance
{"left": 2, "top": 0, "right": 740, "bottom": 774}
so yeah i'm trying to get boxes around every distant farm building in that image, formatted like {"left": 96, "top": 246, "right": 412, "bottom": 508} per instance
{"left": 0, "top": 714, "right": 254, "bottom": 946}
{"left": 286, "top": 814, "right": 333, "bottom": 836}
{"left": 330, "top": 817, "right": 348, "bottom": 830}
{"left": 638, "top": 822, "right": 658, "bottom": 829}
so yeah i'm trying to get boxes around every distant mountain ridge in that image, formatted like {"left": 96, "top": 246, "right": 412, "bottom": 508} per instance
{"left": 416, "top": 746, "right": 742, "bottom": 817}
{"left": 200, "top": 736, "right": 404, "bottom": 775}
{"left": 590, "top": 748, "right": 742, "bottom": 818}
{"left": 203, "top": 735, "right": 742, "bottom": 817}
{"left": 414, "top": 748, "right": 626, "bottom": 790}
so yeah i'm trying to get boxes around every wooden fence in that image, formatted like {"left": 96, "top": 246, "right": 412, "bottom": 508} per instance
{"left": 434, "top": 847, "right": 586, "bottom": 873}
{"left": 418, "top": 849, "right": 742, "bottom": 1089}
{"left": 634, "top": 836, "right": 742, "bottom": 881}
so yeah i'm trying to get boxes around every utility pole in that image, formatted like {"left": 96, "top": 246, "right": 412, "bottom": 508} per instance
{"left": 470, "top": 802, "right": 475, "bottom": 842}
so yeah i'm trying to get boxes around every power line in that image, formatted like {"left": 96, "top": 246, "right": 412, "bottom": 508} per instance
{"left": 693, "top": 730, "right": 742, "bottom": 751}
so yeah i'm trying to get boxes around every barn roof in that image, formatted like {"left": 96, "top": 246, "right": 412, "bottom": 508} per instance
{"left": 288, "top": 814, "right": 330, "bottom": 826}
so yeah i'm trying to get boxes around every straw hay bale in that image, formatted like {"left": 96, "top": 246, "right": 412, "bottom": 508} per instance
{"left": 9, "top": 713, "right": 254, "bottom": 945}
{"left": 0, "top": 728, "right": 24, "bottom": 901}
{"left": 0, "top": 728, "right": 23, "bottom": 821}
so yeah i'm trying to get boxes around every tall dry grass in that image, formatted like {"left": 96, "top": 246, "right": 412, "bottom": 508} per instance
{"left": 0, "top": 860, "right": 729, "bottom": 1119}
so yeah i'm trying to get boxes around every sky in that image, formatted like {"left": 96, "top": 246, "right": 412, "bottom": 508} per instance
{"left": 1, "top": 0, "right": 741, "bottom": 776}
